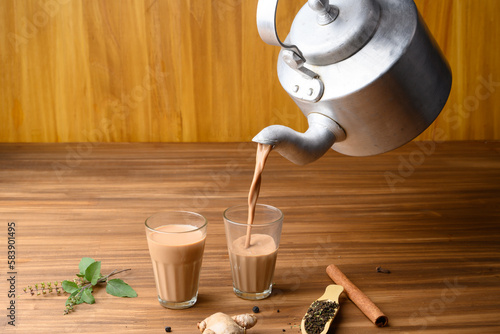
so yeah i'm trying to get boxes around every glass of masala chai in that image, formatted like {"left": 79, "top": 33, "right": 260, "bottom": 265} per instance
{"left": 223, "top": 204, "right": 283, "bottom": 300}
{"left": 145, "top": 211, "right": 207, "bottom": 309}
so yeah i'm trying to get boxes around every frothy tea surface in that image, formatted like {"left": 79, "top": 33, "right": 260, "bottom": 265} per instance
{"left": 148, "top": 224, "right": 204, "bottom": 245}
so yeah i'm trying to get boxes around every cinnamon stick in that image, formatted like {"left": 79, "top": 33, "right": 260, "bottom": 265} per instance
{"left": 326, "top": 264, "right": 388, "bottom": 327}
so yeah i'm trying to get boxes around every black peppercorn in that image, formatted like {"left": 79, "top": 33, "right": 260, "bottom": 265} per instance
{"left": 165, "top": 326, "right": 172, "bottom": 332}
{"left": 252, "top": 306, "right": 260, "bottom": 313}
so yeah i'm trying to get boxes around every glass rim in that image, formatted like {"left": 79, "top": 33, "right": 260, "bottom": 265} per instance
{"left": 223, "top": 204, "right": 283, "bottom": 227}
{"left": 145, "top": 211, "right": 207, "bottom": 234}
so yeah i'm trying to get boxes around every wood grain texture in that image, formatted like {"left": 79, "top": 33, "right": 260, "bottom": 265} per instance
{"left": 0, "top": 141, "right": 499, "bottom": 333}
{"left": 0, "top": 0, "right": 499, "bottom": 143}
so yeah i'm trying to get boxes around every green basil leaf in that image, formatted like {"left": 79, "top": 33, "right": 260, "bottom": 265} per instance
{"left": 106, "top": 279, "right": 138, "bottom": 298}
{"left": 62, "top": 280, "right": 79, "bottom": 294}
{"left": 79, "top": 257, "right": 96, "bottom": 275}
{"left": 85, "top": 261, "right": 101, "bottom": 285}
{"left": 81, "top": 287, "right": 95, "bottom": 304}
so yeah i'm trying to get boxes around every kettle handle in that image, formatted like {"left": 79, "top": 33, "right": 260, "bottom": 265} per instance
{"left": 256, "top": 0, "right": 305, "bottom": 61}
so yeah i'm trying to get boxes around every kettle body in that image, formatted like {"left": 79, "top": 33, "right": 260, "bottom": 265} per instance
{"left": 254, "top": 0, "right": 452, "bottom": 162}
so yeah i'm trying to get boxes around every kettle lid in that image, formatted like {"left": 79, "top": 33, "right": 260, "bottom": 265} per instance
{"left": 288, "top": 0, "right": 381, "bottom": 66}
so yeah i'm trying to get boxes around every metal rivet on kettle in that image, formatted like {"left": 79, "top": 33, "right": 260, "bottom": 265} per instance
{"left": 293, "top": 85, "right": 299, "bottom": 93}
{"left": 307, "top": 88, "right": 314, "bottom": 96}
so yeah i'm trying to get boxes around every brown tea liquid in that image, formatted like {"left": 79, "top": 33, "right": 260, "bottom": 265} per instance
{"left": 146, "top": 224, "right": 206, "bottom": 302}
{"left": 230, "top": 233, "right": 278, "bottom": 293}
{"left": 245, "top": 143, "right": 272, "bottom": 248}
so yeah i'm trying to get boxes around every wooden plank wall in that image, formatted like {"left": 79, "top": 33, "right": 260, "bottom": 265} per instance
{"left": 1, "top": 0, "right": 499, "bottom": 143}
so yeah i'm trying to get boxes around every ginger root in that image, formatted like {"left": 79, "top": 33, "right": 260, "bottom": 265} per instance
{"left": 197, "top": 312, "right": 257, "bottom": 334}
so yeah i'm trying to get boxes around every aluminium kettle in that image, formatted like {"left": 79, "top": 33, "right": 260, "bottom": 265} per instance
{"left": 253, "top": 0, "right": 452, "bottom": 165}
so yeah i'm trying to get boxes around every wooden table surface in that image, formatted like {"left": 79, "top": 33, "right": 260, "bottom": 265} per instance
{"left": 1, "top": 141, "right": 499, "bottom": 333}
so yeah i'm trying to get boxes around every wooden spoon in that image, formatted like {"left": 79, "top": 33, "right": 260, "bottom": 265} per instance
{"left": 301, "top": 284, "right": 344, "bottom": 334}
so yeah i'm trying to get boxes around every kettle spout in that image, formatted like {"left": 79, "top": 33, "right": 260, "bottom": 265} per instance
{"left": 252, "top": 113, "right": 346, "bottom": 165}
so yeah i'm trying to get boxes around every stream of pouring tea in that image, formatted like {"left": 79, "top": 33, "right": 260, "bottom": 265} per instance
{"left": 245, "top": 143, "right": 273, "bottom": 248}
